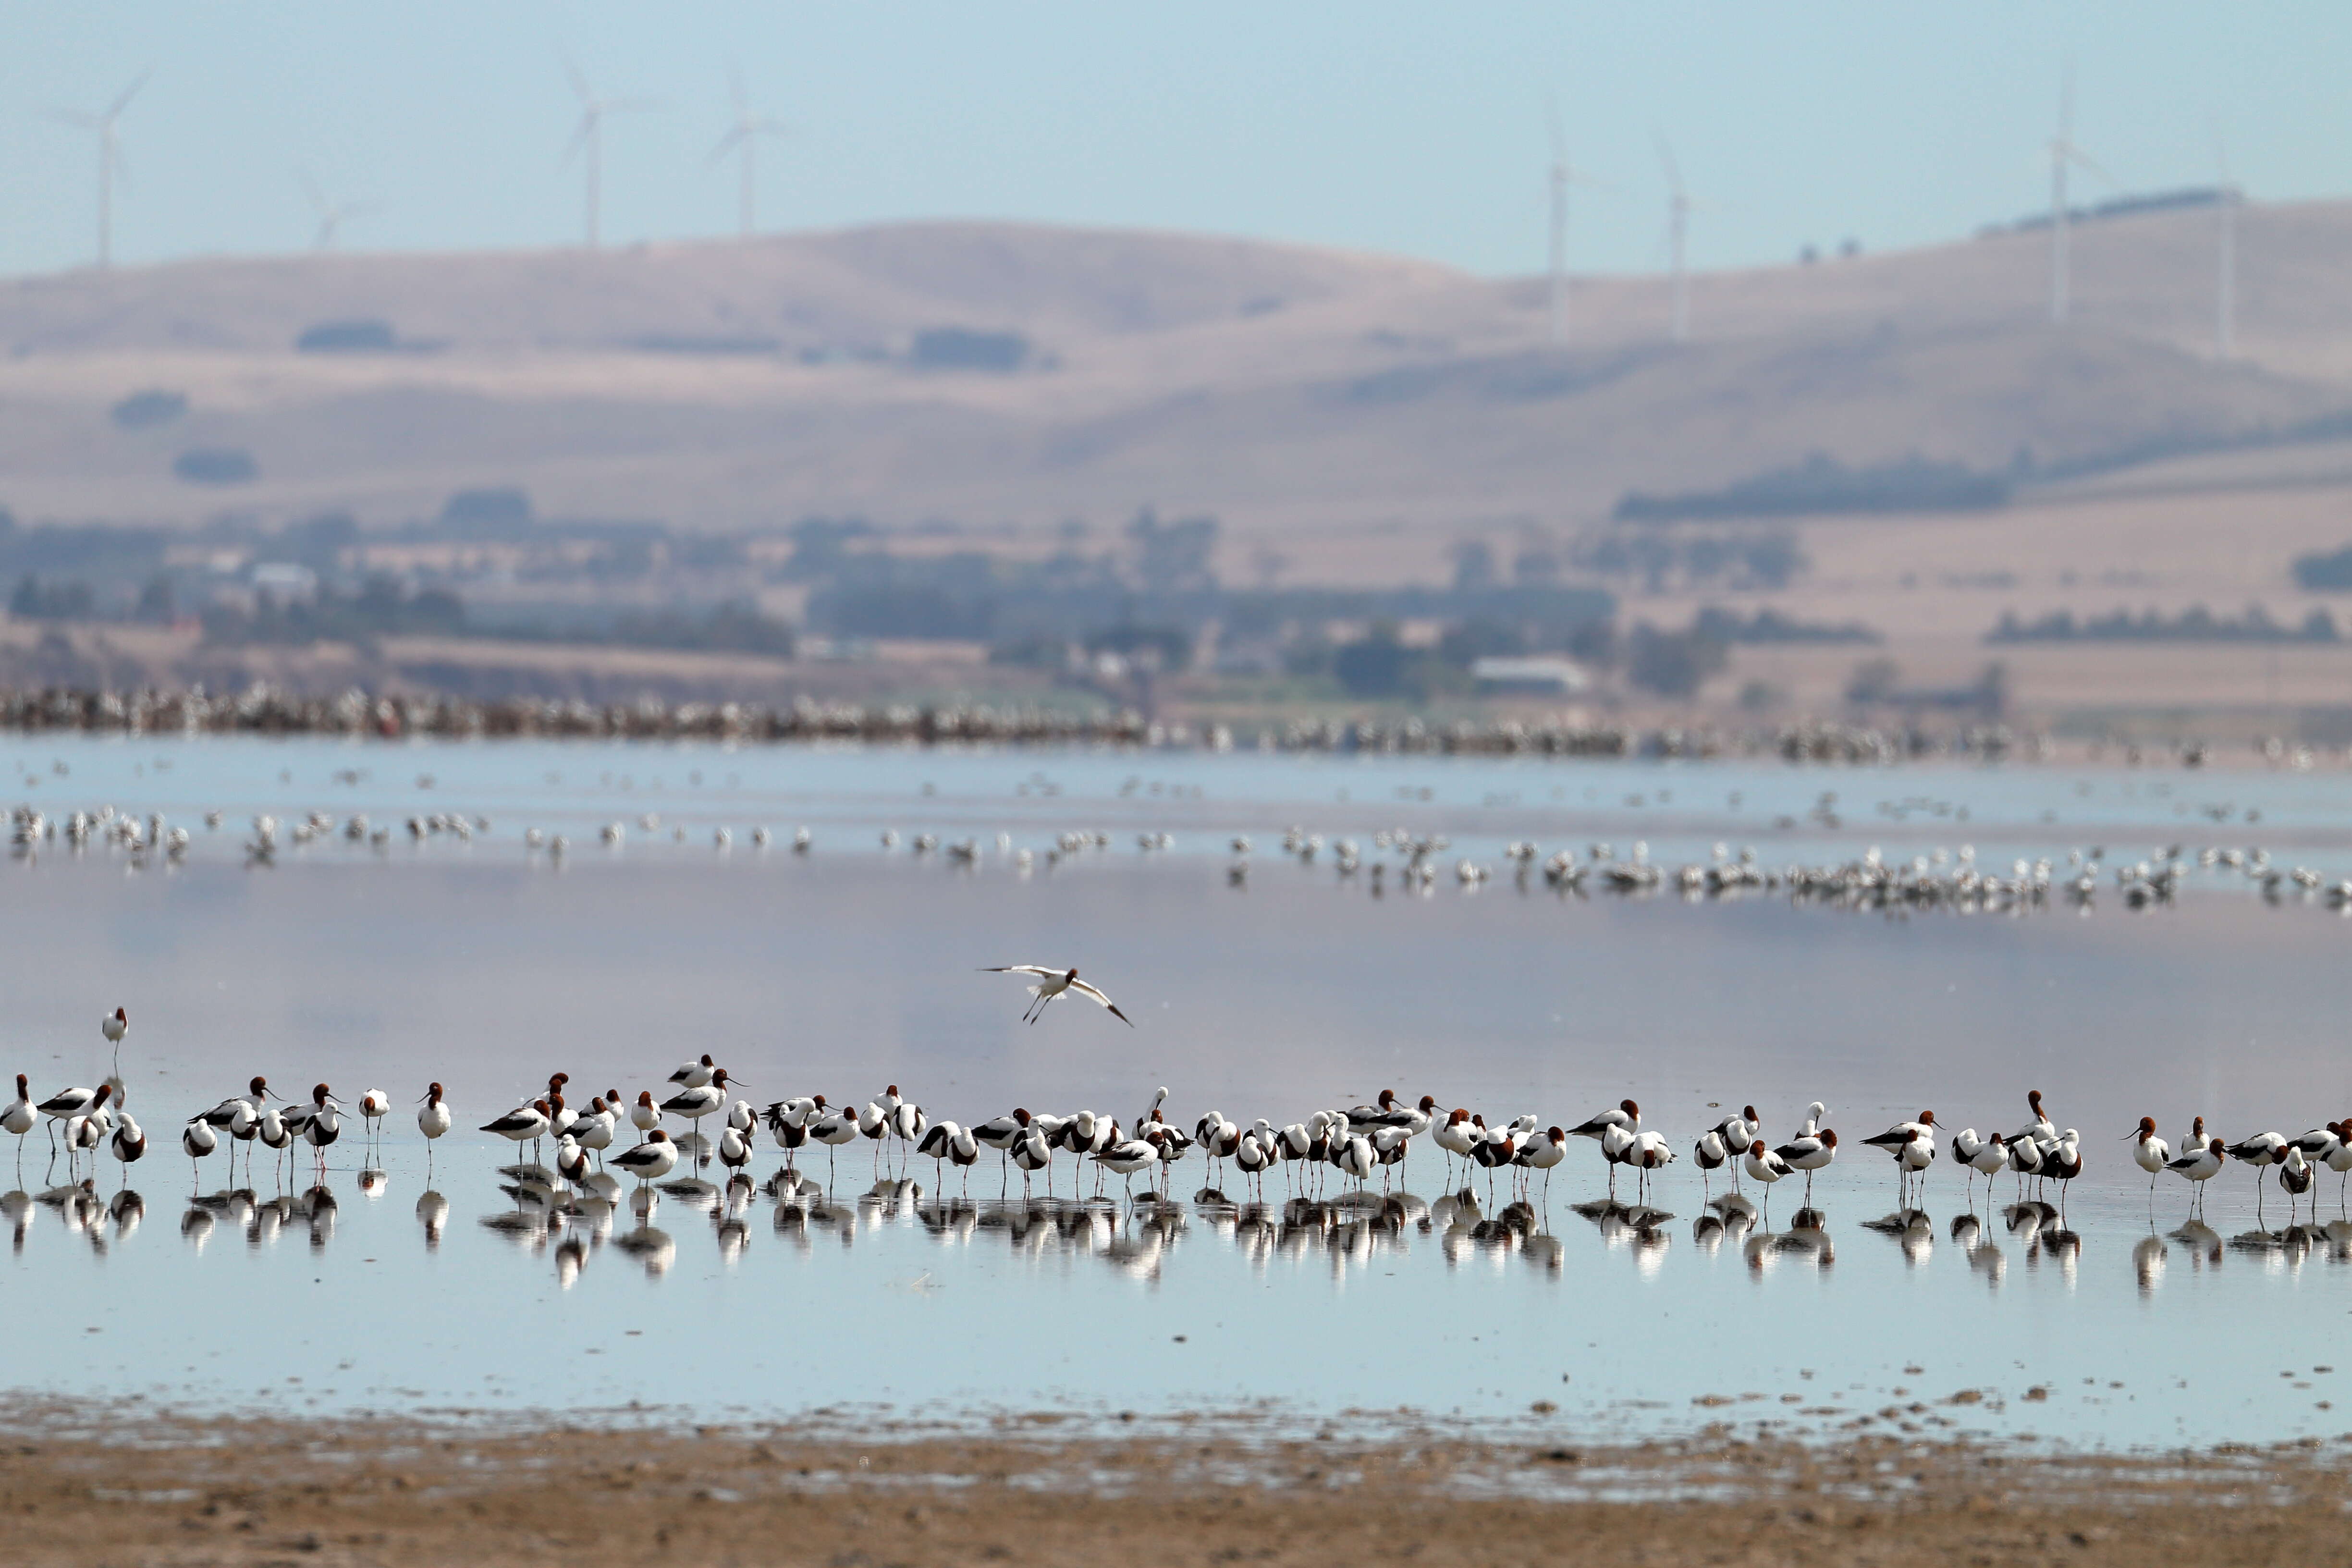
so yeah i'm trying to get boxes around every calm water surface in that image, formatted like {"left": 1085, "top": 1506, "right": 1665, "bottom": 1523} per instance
{"left": 0, "top": 736, "right": 2347, "bottom": 1449}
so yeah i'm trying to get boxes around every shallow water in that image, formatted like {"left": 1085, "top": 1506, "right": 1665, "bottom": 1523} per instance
{"left": 0, "top": 736, "right": 2347, "bottom": 1449}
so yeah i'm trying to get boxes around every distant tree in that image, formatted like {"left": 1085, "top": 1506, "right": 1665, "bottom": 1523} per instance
{"left": 134, "top": 574, "right": 176, "bottom": 624}
{"left": 779, "top": 517, "right": 873, "bottom": 582}
{"left": 1437, "top": 617, "right": 1526, "bottom": 667}
{"left": 9, "top": 575, "right": 94, "bottom": 620}
{"left": 1845, "top": 657, "right": 1901, "bottom": 705}
{"left": 2292, "top": 544, "right": 2352, "bottom": 591}
{"left": 111, "top": 389, "right": 187, "bottom": 429}
{"left": 1975, "top": 662, "right": 2009, "bottom": 718}
{"left": 1125, "top": 508, "right": 1219, "bottom": 592}
{"left": 1450, "top": 540, "right": 1496, "bottom": 593}
{"left": 1625, "top": 623, "right": 1727, "bottom": 697}
{"left": 173, "top": 448, "right": 258, "bottom": 485}
{"left": 1512, "top": 548, "right": 1560, "bottom": 586}
{"left": 283, "top": 512, "right": 358, "bottom": 570}
{"left": 1334, "top": 623, "right": 1412, "bottom": 698}
{"left": 439, "top": 487, "right": 532, "bottom": 532}
{"left": 295, "top": 318, "right": 398, "bottom": 353}
{"left": 909, "top": 327, "right": 1030, "bottom": 372}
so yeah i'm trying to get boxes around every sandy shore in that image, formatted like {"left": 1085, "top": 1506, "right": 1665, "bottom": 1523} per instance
{"left": 4, "top": 1401, "right": 2347, "bottom": 1566}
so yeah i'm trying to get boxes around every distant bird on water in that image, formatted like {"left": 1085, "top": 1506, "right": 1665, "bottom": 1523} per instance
{"left": 980, "top": 966, "right": 1134, "bottom": 1027}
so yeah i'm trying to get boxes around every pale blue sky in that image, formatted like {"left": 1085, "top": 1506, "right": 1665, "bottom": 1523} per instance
{"left": 1, "top": 2, "right": 2343, "bottom": 279}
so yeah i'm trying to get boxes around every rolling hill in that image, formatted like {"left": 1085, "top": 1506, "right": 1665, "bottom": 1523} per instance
{"left": 0, "top": 200, "right": 2346, "bottom": 540}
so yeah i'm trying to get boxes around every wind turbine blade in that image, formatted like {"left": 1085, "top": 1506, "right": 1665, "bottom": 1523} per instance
{"left": 2067, "top": 144, "right": 2114, "bottom": 183}
{"left": 561, "top": 113, "right": 595, "bottom": 165}
{"left": 107, "top": 70, "right": 150, "bottom": 121}
{"left": 1544, "top": 93, "right": 1565, "bottom": 165}
{"left": 297, "top": 167, "right": 326, "bottom": 214}
{"left": 561, "top": 50, "right": 594, "bottom": 106}
{"left": 708, "top": 126, "right": 747, "bottom": 166}
{"left": 1652, "top": 132, "right": 1682, "bottom": 197}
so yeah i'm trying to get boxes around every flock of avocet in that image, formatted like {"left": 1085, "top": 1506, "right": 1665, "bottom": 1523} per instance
{"left": 17, "top": 783, "right": 2352, "bottom": 929}
{"left": 12, "top": 987, "right": 2351, "bottom": 1234}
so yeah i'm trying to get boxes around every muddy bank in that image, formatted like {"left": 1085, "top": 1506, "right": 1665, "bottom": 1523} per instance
{"left": 1, "top": 1401, "right": 2345, "bottom": 1566}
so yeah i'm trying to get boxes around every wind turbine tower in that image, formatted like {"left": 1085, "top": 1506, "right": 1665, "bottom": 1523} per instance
{"left": 2044, "top": 66, "right": 2105, "bottom": 325}
{"left": 711, "top": 69, "right": 788, "bottom": 238}
{"left": 2214, "top": 137, "right": 2239, "bottom": 359}
{"left": 50, "top": 73, "right": 147, "bottom": 269}
{"left": 1656, "top": 135, "right": 1691, "bottom": 343}
{"left": 1547, "top": 106, "right": 1568, "bottom": 346}
{"left": 1542, "top": 98, "right": 1606, "bottom": 348}
{"left": 563, "top": 60, "right": 659, "bottom": 249}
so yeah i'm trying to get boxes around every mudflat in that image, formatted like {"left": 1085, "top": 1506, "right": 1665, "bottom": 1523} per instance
{"left": 3, "top": 1404, "right": 2344, "bottom": 1567}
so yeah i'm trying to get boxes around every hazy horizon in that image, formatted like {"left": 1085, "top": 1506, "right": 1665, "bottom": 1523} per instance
{"left": 2, "top": 1, "right": 2345, "bottom": 281}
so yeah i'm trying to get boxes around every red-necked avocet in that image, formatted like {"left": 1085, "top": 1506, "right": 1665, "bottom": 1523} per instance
{"left": 2277, "top": 1144, "right": 2315, "bottom": 1224}
{"left": 481, "top": 1098, "right": 552, "bottom": 1157}
{"left": 612, "top": 1128, "right": 678, "bottom": 1189}
{"left": 110, "top": 1111, "right": 145, "bottom": 1170}
{"left": 37, "top": 1082, "right": 110, "bottom": 1157}
{"left": 2326, "top": 1123, "right": 2352, "bottom": 1202}
{"left": 1948, "top": 1127, "right": 2005, "bottom": 1201}
{"left": 1692, "top": 1125, "right": 1729, "bottom": 1193}
{"left": 916, "top": 1119, "right": 978, "bottom": 1190}
{"left": 295, "top": 1085, "right": 341, "bottom": 1176}
{"left": 1010, "top": 1122, "right": 1053, "bottom": 1193}
{"left": 180, "top": 1116, "right": 217, "bottom": 1187}
{"left": 1743, "top": 1139, "right": 1792, "bottom": 1214}
{"left": 1773, "top": 1127, "right": 1836, "bottom": 1202}
{"left": 417, "top": 1083, "right": 452, "bottom": 1169}
{"left": 571, "top": 1097, "right": 615, "bottom": 1163}
{"left": 2127, "top": 1117, "right": 2170, "bottom": 1192}
{"left": 1431, "top": 1107, "right": 1476, "bottom": 1183}
{"left": 2013, "top": 1090, "right": 2055, "bottom": 1148}
{"left": 2167, "top": 1137, "right": 2225, "bottom": 1211}
{"left": 717, "top": 1122, "right": 753, "bottom": 1178}
{"left": 660, "top": 1067, "right": 742, "bottom": 1156}
{"left": 1864, "top": 1112, "right": 1936, "bottom": 1202}
{"left": 1093, "top": 1122, "right": 1161, "bottom": 1201}
{"left": 809, "top": 1100, "right": 861, "bottom": 1183}
{"left": 2227, "top": 1128, "right": 2290, "bottom": 1221}
{"left": 1518, "top": 1125, "right": 1570, "bottom": 1197}
{"left": 3, "top": 1076, "right": 35, "bottom": 1170}
{"left": 979, "top": 965, "right": 1135, "bottom": 1027}
{"left": 1628, "top": 1128, "right": 1675, "bottom": 1200}
{"left": 972, "top": 1108, "right": 1033, "bottom": 1190}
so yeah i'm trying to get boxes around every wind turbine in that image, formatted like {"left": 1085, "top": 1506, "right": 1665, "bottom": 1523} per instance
{"left": 2213, "top": 132, "right": 2239, "bottom": 359}
{"left": 297, "top": 171, "right": 377, "bottom": 252}
{"left": 49, "top": 72, "right": 147, "bottom": 269}
{"left": 710, "top": 68, "right": 788, "bottom": 238}
{"left": 1655, "top": 134, "right": 1693, "bottom": 343}
{"left": 1542, "top": 97, "right": 1605, "bottom": 348}
{"left": 562, "top": 58, "right": 660, "bottom": 249}
{"left": 2043, "top": 63, "right": 2108, "bottom": 325}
